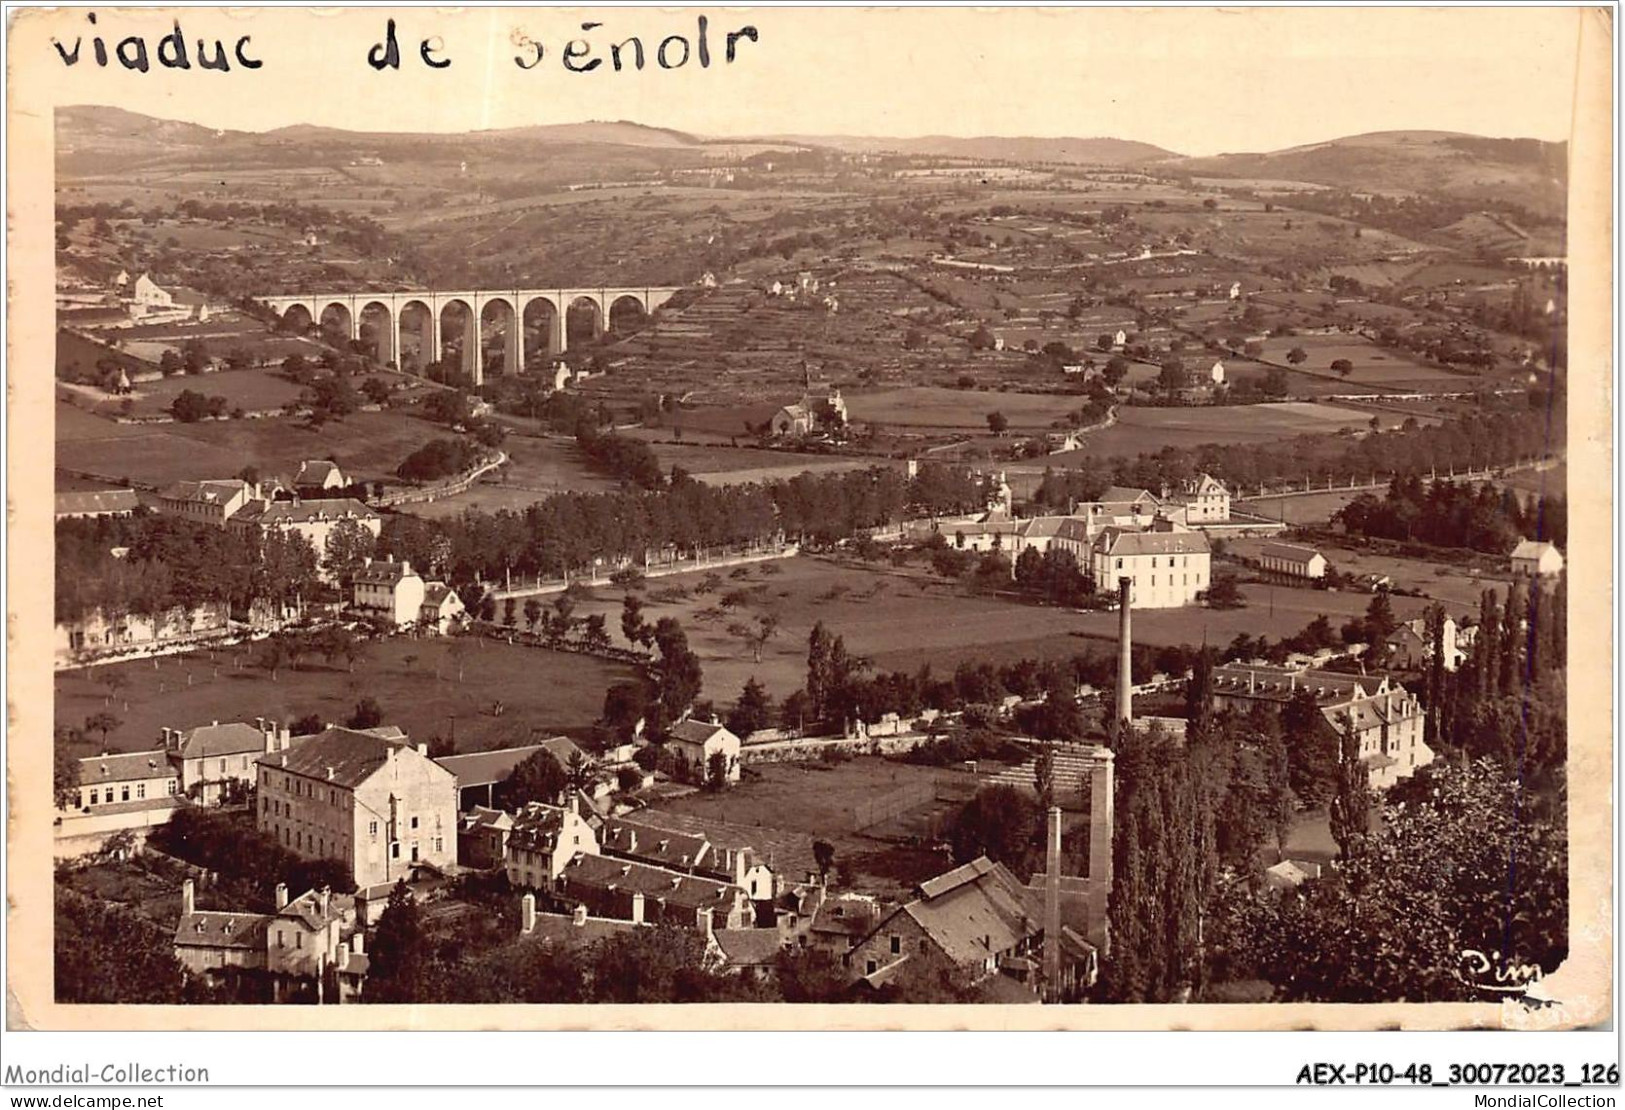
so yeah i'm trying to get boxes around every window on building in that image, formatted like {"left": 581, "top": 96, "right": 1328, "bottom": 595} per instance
{"left": 168, "top": 780, "right": 178, "bottom": 795}
{"left": 391, "top": 842, "right": 400, "bottom": 859}
{"left": 277, "top": 930, "right": 285, "bottom": 949}
{"left": 369, "top": 821, "right": 378, "bottom": 838}
{"left": 121, "top": 786, "right": 130, "bottom": 802}
{"left": 434, "top": 837, "right": 443, "bottom": 854}
{"left": 296, "top": 933, "right": 303, "bottom": 950}
{"left": 89, "top": 789, "right": 99, "bottom": 806}
{"left": 411, "top": 843, "right": 420, "bottom": 862}
{"left": 410, "top": 816, "right": 419, "bottom": 830}
{"left": 136, "top": 783, "right": 146, "bottom": 799}
{"left": 890, "top": 935, "right": 901, "bottom": 955}
{"left": 219, "top": 758, "right": 227, "bottom": 775}
{"left": 866, "top": 960, "right": 878, "bottom": 975}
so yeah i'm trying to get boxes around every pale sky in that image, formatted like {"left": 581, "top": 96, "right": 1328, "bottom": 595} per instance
{"left": 18, "top": 6, "right": 1589, "bottom": 156}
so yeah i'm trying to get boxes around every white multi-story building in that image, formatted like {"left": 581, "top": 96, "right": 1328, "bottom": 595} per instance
{"left": 1090, "top": 527, "right": 1210, "bottom": 609}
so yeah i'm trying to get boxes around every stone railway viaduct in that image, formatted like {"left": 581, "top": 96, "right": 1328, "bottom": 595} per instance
{"left": 260, "top": 286, "right": 681, "bottom": 386}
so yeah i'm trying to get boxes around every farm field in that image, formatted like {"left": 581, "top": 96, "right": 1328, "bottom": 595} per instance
{"left": 1062, "top": 580, "right": 1433, "bottom": 653}
{"left": 55, "top": 636, "right": 638, "bottom": 761}
{"left": 57, "top": 407, "right": 448, "bottom": 487}
{"left": 1231, "top": 488, "right": 1372, "bottom": 525}
{"left": 844, "top": 386, "right": 1079, "bottom": 431}
{"left": 563, "top": 556, "right": 1109, "bottom": 702}
{"left": 558, "top": 554, "right": 1413, "bottom": 706}
{"left": 104, "top": 368, "right": 308, "bottom": 418}
{"left": 1048, "top": 401, "right": 1373, "bottom": 462}
{"left": 1252, "top": 335, "right": 1472, "bottom": 390}
{"left": 1269, "top": 539, "right": 1508, "bottom": 613}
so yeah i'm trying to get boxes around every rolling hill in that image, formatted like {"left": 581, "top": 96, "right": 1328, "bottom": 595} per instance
{"left": 1177, "top": 130, "right": 1567, "bottom": 217}
{"left": 757, "top": 133, "right": 1179, "bottom": 166}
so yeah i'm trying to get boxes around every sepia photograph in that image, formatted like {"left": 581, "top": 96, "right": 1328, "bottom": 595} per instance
{"left": 5, "top": 4, "right": 1614, "bottom": 1049}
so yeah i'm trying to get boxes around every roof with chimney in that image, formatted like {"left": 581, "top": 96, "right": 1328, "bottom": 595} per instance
{"left": 601, "top": 817, "right": 711, "bottom": 871}
{"left": 508, "top": 803, "right": 573, "bottom": 852}
{"left": 1093, "top": 528, "right": 1210, "bottom": 558}
{"left": 353, "top": 560, "right": 418, "bottom": 587}
{"left": 460, "top": 805, "right": 514, "bottom": 833}
{"left": 173, "top": 721, "right": 271, "bottom": 761}
{"left": 558, "top": 852, "right": 745, "bottom": 914}
{"left": 233, "top": 498, "right": 379, "bottom": 526}
{"left": 520, "top": 910, "right": 643, "bottom": 947}
{"left": 666, "top": 719, "right": 737, "bottom": 747}
{"left": 1211, "top": 664, "right": 1397, "bottom": 707}
{"left": 256, "top": 726, "right": 441, "bottom": 790}
{"left": 54, "top": 489, "right": 140, "bottom": 517}
{"left": 175, "top": 910, "right": 273, "bottom": 951}
{"left": 810, "top": 892, "right": 886, "bottom": 939}
{"left": 277, "top": 889, "right": 344, "bottom": 932}
{"left": 159, "top": 479, "right": 250, "bottom": 505}
{"left": 712, "top": 928, "right": 785, "bottom": 968}
{"left": 863, "top": 857, "right": 1041, "bottom": 968}
{"left": 78, "top": 750, "right": 173, "bottom": 786}
{"left": 629, "top": 810, "right": 820, "bottom": 883}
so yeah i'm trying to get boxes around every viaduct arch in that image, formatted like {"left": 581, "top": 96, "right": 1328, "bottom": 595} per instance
{"left": 259, "top": 286, "right": 679, "bottom": 385}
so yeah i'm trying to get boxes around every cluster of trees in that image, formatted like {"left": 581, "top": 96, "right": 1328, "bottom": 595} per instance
{"left": 1086, "top": 403, "right": 1558, "bottom": 500}
{"left": 56, "top": 513, "right": 320, "bottom": 624}
{"left": 252, "top": 624, "right": 369, "bottom": 682}
{"left": 150, "top": 808, "right": 356, "bottom": 905}
{"left": 1013, "top": 546, "right": 1092, "bottom": 608}
{"left": 169, "top": 388, "right": 230, "bottom": 422}
{"left": 1099, "top": 683, "right": 1299, "bottom": 1003}
{"left": 1335, "top": 477, "right": 1566, "bottom": 553}
{"left": 396, "top": 438, "right": 484, "bottom": 483}
{"left": 375, "top": 463, "right": 993, "bottom": 589}
{"left": 55, "top": 886, "right": 197, "bottom": 1004}
{"left": 1426, "top": 581, "right": 1567, "bottom": 779}
{"left": 1208, "top": 757, "right": 1567, "bottom": 1001}
{"left": 575, "top": 428, "right": 665, "bottom": 489}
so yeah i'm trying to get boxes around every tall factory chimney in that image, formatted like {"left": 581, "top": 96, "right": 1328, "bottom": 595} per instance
{"left": 1043, "top": 805, "right": 1063, "bottom": 1001}
{"left": 1116, "top": 576, "right": 1133, "bottom": 729}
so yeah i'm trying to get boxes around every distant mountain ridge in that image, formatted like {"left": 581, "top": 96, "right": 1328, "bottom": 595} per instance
{"left": 56, "top": 107, "right": 1566, "bottom": 217}
{"left": 1178, "top": 129, "right": 1567, "bottom": 215}
{"left": 750, "top": 133, "right": 1180, "bottom": 165}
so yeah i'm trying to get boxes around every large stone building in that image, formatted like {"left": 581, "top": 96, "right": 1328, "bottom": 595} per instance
{"left": 255, "top": 726, "right": 458, "bottom": 889}
{"left": 164, "top": 718, "right": 295, "bottom": 805}
{"left": 845, "top": 857, "right": 1043, "bottom": 989}
{"left": 351, "top": 559, "right": 426, "bottom": 627}
{"left": 1089, "top": 527, "right": 1211, "bottom": 609}
{"left": 173, "top": 879, "right": 366, "bottom": 1002}
{"left": 74, "top": 749, "right": 179, "bottom": 812}
{"left": 1209, "top": 664, "right": 1433, "bottom": 789}
{"left": 155, "top": 479, "right": 258, "bottom": 527}
{"left": 230, "top": 498, "right": 382, "bottom": 582}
